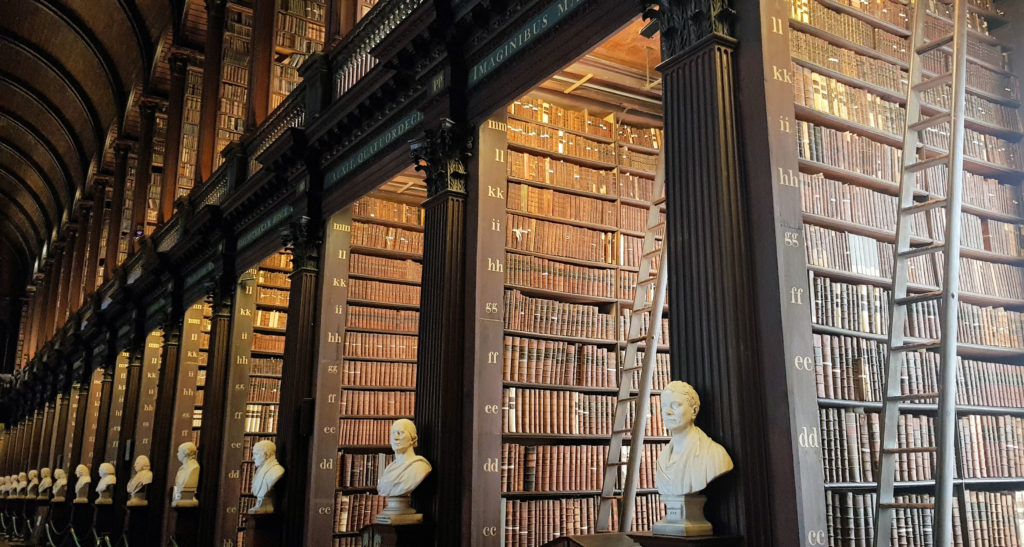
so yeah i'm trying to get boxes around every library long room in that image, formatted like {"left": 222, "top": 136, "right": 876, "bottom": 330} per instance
{"left": 2, "top": 1, "right": 1024, "bottom": 547}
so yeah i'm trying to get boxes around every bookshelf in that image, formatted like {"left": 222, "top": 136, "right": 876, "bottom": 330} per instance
{"left": 117, "top": 155, "right": 138, "bottom": 266}
{"left": 215, "top": 2, "right": 254, "bottom": 169}
{"left": 331, "top": 189, "right": 425, "bottom": 545}
{"left": 145, "top": 112, "right": 168, "bottom": 235}
{"left": 176, "top": 301, "right": 212, "bottom": 451}
{"left": 103, "top": 351, "right": 131, "bottom": 463}
{"left": 78, "top": 367, "right": 105, "bottom": 469}
{"left": 272, "top": 0, "right": 326, "bottom": 111}
{"left": 133, "top": 330, "right": 165, "bottom": 463}
{"left": 788, "top": 0, "right": 1024, "bottom": 542}
{"left": 494, "top": 90, "right": 670, "bottom": 544}
{"left": 177, "top": 67, "right": 203, "bottom": 198}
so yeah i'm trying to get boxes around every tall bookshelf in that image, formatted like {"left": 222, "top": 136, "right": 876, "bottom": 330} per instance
{"left": 103, "top": 351, "right": 130, "bottom": 464}
{"left": 117, "top": 155, "right": 139, "bottom": 266}
{"left": 176, "top": 301, "right": 212, "bottom": 450}
{"left": 216, "top": 2, "right": 254, "bottom": 169}
{"left": 145, "top": 112, "right": 168, "bottom": 236}
{"left": 331, "top": 188, "right": 425, "bottom": 545}
{"left": 272, "top": 0, "right": 326, "bottom": 111}
{"left": 96, "top": 184, "right": 113, "bottom": 284}
{"left": 786, "top": 0, "right": 1024, "bottom": 543}
{"left": 178, "top": 67, "right": 203, "bottom": 198}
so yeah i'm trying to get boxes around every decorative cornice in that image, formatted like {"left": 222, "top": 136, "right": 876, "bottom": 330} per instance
{"left": 642, "top": 0, "right": 735, "bottom": 59}
{"left": 409, "top": 118, "right": 472, "bottom": 197}
{"left": 280, "top": 216, "right": 321, "bottom": 271}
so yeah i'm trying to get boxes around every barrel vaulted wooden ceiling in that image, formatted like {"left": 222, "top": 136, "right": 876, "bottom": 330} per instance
{"left": 0, "top": 1, "right": 189, "bottom": 300}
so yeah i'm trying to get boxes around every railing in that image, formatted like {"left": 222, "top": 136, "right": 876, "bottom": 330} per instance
{"left": 332, "top": 0, "right": 426, "bottom": 99}
{"left": 247, "top": 90, "right": 307, "bottom": 176}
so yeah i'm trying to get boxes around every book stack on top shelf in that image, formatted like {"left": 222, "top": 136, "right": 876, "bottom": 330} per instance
{"left": 177, "top": 67, "right": 203, "bottom": 198}
{"left": 500, "top": 93, "right": 669, "bottom": 546}
{"left": 272, "top": 0, "right": 325, "bottom": 111}
{"left": 216, "top": 2, "right": 253, "bottom": 169}
{"left": 333, "top": 191, "right": 424, "bottom": 546}
{"left": 788, "top": 0, "right": 1024, "bottom": 543}
{"left": 145, "top": 112, "right": 168, "bottom": 235}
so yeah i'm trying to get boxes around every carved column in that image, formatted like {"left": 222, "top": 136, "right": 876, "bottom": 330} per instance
{"left": 410, "top": 119, "right": 471, "bottom": 546}
{"left": 50, "top": 374, "right": 72, "bottom": 471}
{"left": 67, "top": 375, "right": 91, "bottom": 477}
{"left": 147, "top": 310, "right": 184, "bottom": 545}
{"left": 56, "top": 235, "right": 77, "bottom": 328}
{"left": 112, "top": 335, "right": 145, "bottom": 511}
{"left": 198, "top": 0, "right": 228, "bottom": 183}
{"left": 275, "top": 217, "right": 321, "bottom": 546}
{"left": 67, "top": 212, "right": 90, "bottom": 313}
{"left": 84, "top": 178, "right": 109, "bottom": 296}
{"left": 106, "top": 142, "right": 133, "bottom": 278}
{"left": 36, "top": 400, "right": 56, "bottom": 469}
{"left": 248, "top": 0, "right": 275, "bottom": 129}
{"left": 89, "top": 367, "right": 115, "bottom": 472}
{"left": 132, "top": 100, "right": 160, "bottom": 247}
{"left": 23, "top": 291, "right": 37, "bottom": 363}
{"left": 162, "top": 53, "right": 190, "bottom": 223}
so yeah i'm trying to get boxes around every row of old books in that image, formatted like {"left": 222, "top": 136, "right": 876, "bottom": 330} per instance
{"left": 255, "top": 309, "right": 288, "bottom": 330}
{"left": 256, "top": 287, "right": 290, "bottom": 308}
{"left": 246, "top": 378, "right": 281, "bottom": 403}
{"left": 791, "top": 30, "right": 907, "bottom": 99}
{"left": 959, "top": 414, "right": 1024, "bottom": 479}
{"left": 792, "top": 0, "right": 909, "bottom": 62}
{"left": 257, "top": 270, "right": 290, "bottom": 288}
{"left": 339, "top": 390, "right": 414, "bottom": 417}
{"left": 820, "top": 409, "right": 933, "bottom": 483}
{"left": 507, "top": 119, "right": 617, "bottom": 164}
{"left": 503, "top": 290, "right": 616, "bottom": 340}
{"left": 250, "top": 357, "right": 283, "bottom": 377}
{"left": 826, "top": 490, "right": 1023, "bottom": 547}
{"left": 276, "top": 13, "right": 325, "bottom": 53}
{"left": 618, "top": 124, "right": 662, "bottom": 150}
{"left": 920, "top": 125, "right": 1024, "bottom": 170}
{"left": 349, "top": 254, "right": 421, "bottom": 282}
{"left": 242, "top": 435, "right": 276, "bottom": 460}
{"left": 618, "top": 310, "right": 671, "bottom": 345}
{"left": 508, "top": 150, "right": 616, "bottom": 196}
{"left": 353, "top": 197, "right": 424, "bottom": 227}
{"left": 334, "top": 493, "right": 385, "bottom": 533}
{"left": 929, "top": 211, "right": 1024, "bottom": 257}
{"left": 503, "top": 494, "right": 666, "bottom": 547}
{"left": 244, "top": 403, "right": 278, "bottom": 434}
{"left": 797, "top": 120, "right": 902, "bottom": 183}
{"left": 348, "top": 279, "right": 420, "bottom": 306}
{"left": 507, "top": 181, "right": 617, "bottom": 226}
{"left": 506, "top": 214, "right": 614, "bottom": 264}
{"left": 507, "top": 97, "right": 615, "bottom": 139}
{"left": 341, "top": 360, "right": 415, "bottom": 388}
{"left": 623, "top": 353, "right": 673, "bottom": 391}
{"left": 346, "top": 306, "right": 419, "bottom": 333}
{"left": 505, "top": 252, "right": 617, "bottom": 298}
{"left": 923, "top": 18, "right": 1002, "bottom": 68}
{"left": 252, "top": 333, "right": 286, "bottom": 353}
{"left": 502, "top": 388, "right": 664, "bottom": 436}
{"left": 342, "top": 332, "right": 418, "bottom": 360}
{"left": 336, "top": 419, "right": 391, "bottom": 446}
{"left": 502, "top": 335, "right": 618, "bottom": 388}
{"left": 501, "top": 442, "right": 662, "bottom": 492}
{"left": 804, "top": 224, "right": 935, "bottom": 284}
{"left": 617, "top": 148, "right": 657, "bottom": 173}
{"left": 337, "top": 452, "right": 394, "bottom": 488}
{"left": 350, "top": 222, "right": 423, "bottom": 253}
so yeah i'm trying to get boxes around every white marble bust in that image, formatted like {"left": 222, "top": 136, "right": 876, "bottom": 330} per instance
{"left": 171, "top": 442, "right": 199, "bottom": 507}
{"left": 375, "top": 419, "right": 431, "bottom": 525}
{"left": 126, "top": 455, "right": 152, "bottom": 506}
{"left": 38, "top": 468, "right": 52, "bottom": 499}
{"left": 17, "top": 471, "right": 28, "bottom": 497}
{"left": 247, "top": 440, "right": 284, "bottom": 514}
{"left": 1, "top": 476, "right": 11, "bottom": 498}
{"left": 73, "top": 464, "right": 91, "bottom": 503}
{"left": 51, "top": 469, "right": 67, "bottom": 502}
{"left": 27, "top": 469, "right": 39, "bottom": 498}
{"left": 95, "top": 463, "right": 116, "bottom": 505}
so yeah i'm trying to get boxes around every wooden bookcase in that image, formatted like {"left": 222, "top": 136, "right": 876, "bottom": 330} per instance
{"left": 131, "top": 330, "right": 164, "bottom": 463}
{"left": 783, "top": 0, "right": 1024, "bottom": 542}
{"left": 144, "top": 112, "right": 168, "bottom": 236}
{"left": 215, "top": 2, "right": 254, "bottom": 170}
{"left": 117, "top": 155, "right": 139, "bottom": 267}
{"left": 103, "top": 352, "right": 131, "bottom": 463}
{"left": 177, "top": 67, "right": 203, "bottom": 198}
{"left": 271, "top": 0, "right": 326, "bottom": 111}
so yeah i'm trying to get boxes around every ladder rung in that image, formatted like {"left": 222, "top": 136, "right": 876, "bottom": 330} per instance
{"left": 883, "top": 446, "right": 937, "bottom": 454}
{"left": 908, "top": 113, "right": 950, "bottom": 134}
{"left": 901, "top": 197, "right": 947, "bottom": 217}
{"left": 880, "top": 502, "right": 935, "bottom": 510}
{"left": 916, "top": 34, "right": 954, "bottom": 55}
{"left": 632, "top": 306, "right": 653, "bottom": 315}
{"left": 642, "top": 249, "right": 661, "bottom": 260}
{"left": 617, "top": 396, "right": 637, "bottom": 403}
{"left": 648, "top": 222, "right": 666, "bottom": 233}
{"left": 621, "top": 365, "right": 643, "bottom": 373}
{"left": 887, "top": 392, "right": 940, "bottom": 402}
{"left": 652, "top": 197, "right": 666, "bottom": 207}
{"left": 636, "top": 276, "right": 658, "bottom": 287}
{"left": 905, "top": 154, "right": 950, "bottom": 174}
{"left": 607, "top": 460, "right": 629, "bottom": 467}
{"left": 601, "top": 495, "right": 622, "bottom": 500}
{"left": 627, "top": 335, "right": 647, "bottom": 344}
{"left": 898, "top": 242, "right": 944, "bottom": 260}
{"left": 895, "top": 290, "right": 944, "bottom": 306}
{"left": 913, "top": 73, "right": 953, "bottom": 93}
{"left": 891, "top": 339, "right": 942, "bottom": 352}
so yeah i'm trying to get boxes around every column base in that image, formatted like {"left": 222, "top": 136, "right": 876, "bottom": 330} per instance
{"left": 125, "top": 505, "right": 150, "bottom": 546}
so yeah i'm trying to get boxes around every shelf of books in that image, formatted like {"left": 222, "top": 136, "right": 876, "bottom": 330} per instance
{"left": 496, "top": 89, "right": 670, "bottom": 545}
{"left": 272, "top": 0, "right": 325, "bottom": 111}
{"left": 178, "top": 66, "right": 203, "bottom": 199}
{"left": 117, "top": 155, "right": 139, "bottom": 267}
{"left": 233, "top": 250, "right": 289, "bottom": 546}
{"left": 332, "top": 188, "right": 425, "bottom": 546}
{"left": 145, "top": 112, "right": 168, "bottom": 236}
{"left": 789, "top": 0, "right": 1024, "bottom": 543}
{"left": 130, "top": 330, "right": 165, "bottom": 467}
{"left": 78, "top": 367, "right": 105, "bottom": 467}
{"left": 96, "top": 184, "right": 113, "bottom": 284}
{"left": 176, "top": 301, "right": 212, "bottom": 450}
{"left": 216, "top": 2, "right": 253, "bottom": 170}
{"left": 103, "top": 351, "right": 130, "bottom": 463}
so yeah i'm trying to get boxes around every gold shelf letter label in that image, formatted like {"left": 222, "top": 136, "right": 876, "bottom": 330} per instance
{"left": 777, "top": 167, "right": 798, "bottom": 187}
{"left": 487, "top": 258, "right": 504, "bottom": 272}
{"left": 793, "top": 356, "right": 814, "bottom": 371}
{"left": 487, "top": 186, "right": 505, "bottom": 199}
{"left": 798, "top": 426, "right": 820, "bottom": 448}
{"left": 771, "top": 65, "right": 793, "bottom": 83}
{"left": 790, "top": 287, "right": 804, "bottom": 305}
{"left": 771, "top": 16, "right": 785, "bottom": 34}
{"left": 487, "top": 351, "right": 499, "bottom": 364}
{"left": 808, "top": 530, "right": 827, "bottom": 545}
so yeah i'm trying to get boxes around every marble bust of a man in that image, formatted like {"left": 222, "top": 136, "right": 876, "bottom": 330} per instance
{"left": 0, "top": 476, "right": 10, "bottom": 498}
{"left": 73, "top": 465, "right": 91, "bottom": 503}
{"left": 27, "top": 469, "right": 39, "bottom": 498}
{"left": 377, "top": 419, "right": 431, "bottom": 497}
{"left": 17, "top": 472, "right": 28, "bottom": 497}
{"left": 95, "top": 463, "right": 116, "bottom": 504}
{"left": 172, "top": 442, "right": 199, "bottom": 507}
{"left": 38, "top": 468, "right": 52, "bottom": 499}
{"left": 656, "top": 382, "right": 733, "bottom": 496}
{"left": 126, "top": 455, "right": 152, "bottom": 506}
{"left": 247, "top": 440, "right": 284, "bottom": 514}
{"left": 51, "top": 469, "right": 67, "bottom": 501}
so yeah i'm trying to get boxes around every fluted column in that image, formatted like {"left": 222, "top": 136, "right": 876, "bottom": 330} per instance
{"left": 132, "top": 100, "right": 159, "bottom": 247}
{"left": 197, "top": 0, "right": 228, "bottom": 183}
{"left": 162, "top": 53, "right": 190, "bottom": 223}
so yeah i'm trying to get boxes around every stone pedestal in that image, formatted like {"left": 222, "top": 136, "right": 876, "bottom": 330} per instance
{"left": 626, "top": 532, "right": 743, "bottom": 547}
{"left": 375, "top": 495, "right": 423, "bottom": 525}
{"left": 29, "top": 500, "right": 49, "bottom": 544}
{"left": 359, "top": 522, "right": 431, "bottom": 547}
{"left": 93, "top": 503, "right": 117, "bottom": 541}
{"left": 125, "top": 505, "right": 150, "bottom": 546}
{"left": 171, "top": 506, "right": 201, "bottom": 547}
{"left": 652, "top": 495, "right": 713, "bottom": 537}
{"left": 69, "top": 502, "right": 94, "bottom": 542}
{"left": 242, "top": 512, "right": 283, "bottom": 547}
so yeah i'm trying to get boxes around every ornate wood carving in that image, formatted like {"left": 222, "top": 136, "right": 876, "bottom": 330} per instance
{"left": 410, "top": 118, "right": 472, "bottom": 197}
{"left": 642, "top": 0, "right": 736, "bottom": 59}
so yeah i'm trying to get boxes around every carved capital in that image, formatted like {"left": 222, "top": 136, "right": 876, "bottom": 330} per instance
{"left": 410, "top": 119, "right": 472, "bottom": 197}
{"left": 280, "top": 216, "right": 321, "bottom": 271}
{"left": 169, "top": 53, "right": 190, "bottom": 76}
{"left": 642, "top": 0, "right": 735, "bottom": 59}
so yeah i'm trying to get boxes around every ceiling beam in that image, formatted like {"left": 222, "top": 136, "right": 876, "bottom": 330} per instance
{"left": 0, "top": 139, "right": 62, "bottom": 225}
{"left": 0, "top": 31, "right": 105, "bottom": 152}
{"left": 115, "top": 0, "right": 154, "bottom": 78}
{"left": 0, "top": 216, "right": 36, "bottom": 264}
{"left": 0, "top": 166, "right": 54, "bottom": 232}
{"left": 0, "top": 108, "right": 77, "bottom": 207}
{"left": 0, "top": 236, "right": 29, "bottom": 274}
{"left": 0, "top": 71, "right": 89, "bottom": 174}
{"left": 0, "top": 184, "right": 45, "bottom": 245}
{"left": 32, "top": 0, "right": 127, "bottom": 111}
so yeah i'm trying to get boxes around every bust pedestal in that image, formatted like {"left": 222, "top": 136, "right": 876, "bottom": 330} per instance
{"left": 374, "top": 495, "right": 422, "bottom": 525}
{"left": 29, "top": 502, "right": 50, "bottom": 545}
{"left": 171, "top": 506, "right": 201, "bottom": 547}
{"left": 93, "top": 501, "right": 117, "bottom": 539}
{"left": 126, "top": 489, "right": 148, "bottom": 507}
{"left": 242, "top": 511, "right": 283, "bottom": 547}
{"left": 359, "top": 522, "right": 430, "bottom": 547}
{"left": 70, "top": 500, "right": 94, "bottom": 541}
{"left": 652, "top": 495, "right": 712, "bottom": 537}
{"left": 125, "top": 504, "right": 150, "bottom": 546}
